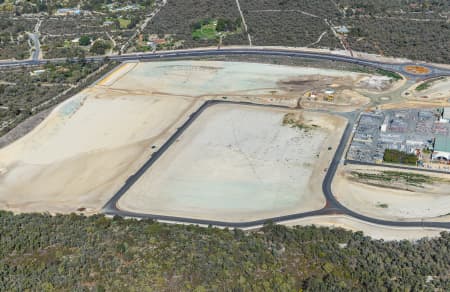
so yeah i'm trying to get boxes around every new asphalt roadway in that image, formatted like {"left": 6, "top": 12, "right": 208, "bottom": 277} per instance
{"left": 2, "top": 47, "right": 450, "bottom": 229}
{"left": 1, "top": 47, "right": 450, "bottom": 79}
{"left": 102, "top": 100, "right": 450, "bottom": 229}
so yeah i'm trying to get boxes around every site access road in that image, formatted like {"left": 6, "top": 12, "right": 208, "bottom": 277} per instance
{"left": 102, "top": 100, "right": 450, "bottom": 229}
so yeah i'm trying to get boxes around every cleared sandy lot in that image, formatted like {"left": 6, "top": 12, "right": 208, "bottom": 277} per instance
{"left": 0, "top": 66, "right": 198, "bottom": 214}
{"left": 333, "top": 164, "right": 450, "bottom": 222}
{"left": 109, "top": 60, "right": 374, "bottom": 110}
{"left": 0, "top": 60, "right": 356, "bottom": 215}
{"left": 118, "top": 103, "right": 346, "bottom": 222}
{"left": 410, "top": 77, "right": 450, "bottom": 100}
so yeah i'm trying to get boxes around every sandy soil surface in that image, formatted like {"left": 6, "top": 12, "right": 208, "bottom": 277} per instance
{"left": 0, "top": 60, "right": 366, "bottom": 218}
{"left": 113, "top": 60, "right": 373, "bottom": 111}
{"left": 333, "top": 164, "right": 450, "bottom": 221}
{"left": 378, "top": 99, "right": 450, "bottom": 111}
{"left": 0, "top": 63, "right": 198, "bottom": 214}
{"left": 281, "top": 215, "right": 445, "bottom": 241}
{"left": 403, "top": 77, "right": 450, "bottom": 101}
{"left": 0, "top": 106, "right": 54, "bottom": 148}
{"left": 119, "top": 104, "right": 346, "bottom": 222}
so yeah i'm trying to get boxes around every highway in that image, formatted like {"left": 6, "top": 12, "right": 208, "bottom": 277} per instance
{"left": 102, "top": 100, "right": 450, "bottom": 229}
{"left": 1, "top": 47, "right": 450, "bottom": 79}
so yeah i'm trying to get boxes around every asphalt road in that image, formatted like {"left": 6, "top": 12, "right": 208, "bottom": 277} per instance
{"left": 1, "top": 47, "right": 450, "bottom": 80}
{"left": 2, "top": 47, "right": 449, "bottom": 229}
{"left": 102, "top": 100, "right": 450, "bottom": 229}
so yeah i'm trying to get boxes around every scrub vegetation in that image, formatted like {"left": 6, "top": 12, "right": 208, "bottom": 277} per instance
{"left": 350, "top": 171, "right": 446, "bottom": 188}
{"left": 416, "top": 77, "right": 446, "bottom": 91}
{"left": 0, "top": 211, "right": 449, "bottom": 291}
{"left": 1, "top": 0, "right": 449, "bottom": 63}
{"left": 282, "top": 113, "right": 319, "bottom": 132}
{"left": 0, "top": 60, "right": 118, "bottom": 137}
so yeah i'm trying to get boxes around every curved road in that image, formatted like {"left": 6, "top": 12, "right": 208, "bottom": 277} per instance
{"left": 1, "top": 47, "right": 449, "bottom": 229}
{"left": 1, "top": 47, "right": 450, "bottom": 79}
{"left": 102, "top": 100, "right": 450, "bottom": 229}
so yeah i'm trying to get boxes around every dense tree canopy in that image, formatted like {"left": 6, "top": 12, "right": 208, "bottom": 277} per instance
{"left": 0, "top": 211, "right": 449, "bottom": 290}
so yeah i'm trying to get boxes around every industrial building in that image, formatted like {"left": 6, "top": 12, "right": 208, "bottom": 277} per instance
{"left": 433, "top": 135, "right": 450, "bottom": 161}
{"left": 348, "top": 108, "right": 450, "bottom": 164}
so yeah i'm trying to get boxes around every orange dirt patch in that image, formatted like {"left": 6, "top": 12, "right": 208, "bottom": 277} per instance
{"left": 404, "top": 65, "right": 431, "bottom": 75}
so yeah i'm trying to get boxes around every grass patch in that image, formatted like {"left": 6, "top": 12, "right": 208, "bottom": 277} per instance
{"left": 375, "top": 69, "right": 403, "bottom": 80}
{"left": 415, "top": 77, "right": 445, "bottom": 91}
{"left": 118, "top": 18, "right": 131, "bottom": 29}
{"left": 192, "top": 20, "right": 219, "bottom": 40}
{"left": 383, "top": 149, "right": 417, "bottom": 165}
{"left": 416, "top": 82, "right": 431, "bottom": 91}
{"left": 192, "top": 18, "right": 242, "bottom": 41}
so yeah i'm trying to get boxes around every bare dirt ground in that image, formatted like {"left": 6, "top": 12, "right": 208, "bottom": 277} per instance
{"left": 281, "top": 215, "right": 445, "bottom": 241}
{"left": 0, "top": 60, "right": 367, "bottom": 216}
{"left": 6, "top": 59, "right": 436, "bottom": 238}
{"left": 333, "top": 164, "right": 450, "bottom": 222}
{"left": 378, "top": 99, "right": 450, "bottom": 111}
{"left": 0, "top": 64, "right": 199, "bottom": 214}
{"left": 402, "top": 77, "right": 450, "bottom": 101}
{"left": 118, "top": 104, "right": 346, "bottom": 222}
{"left": 110, "top": 60, "right": 375, "bottom": 111}
{"left": 0, "top": 106, "right": 54, "bottom": 149}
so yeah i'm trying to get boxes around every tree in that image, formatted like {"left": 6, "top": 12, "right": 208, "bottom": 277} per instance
{"left": 79, "top": 35, "right": 91, "bottom": 46}
{"left": 216, "top": 18, "right": 235, "bottom": 32}
{"left": 90, "top": 40, "right": 112, "bottom": 55}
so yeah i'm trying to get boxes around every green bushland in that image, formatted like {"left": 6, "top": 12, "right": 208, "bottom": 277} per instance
{"left": 0, "top": 211, "right": 449, "bottom": 290}
{"left": 78, "top": 35, "right": 91, "bottom": 46}
{"left": 90, "top": 40, "right": 112, "bottom": 55}
{"left": 383, "top": 149, "right": 417, "bottom": 165}
{"left": 0, "top": 60, "right": 118, "bottom": 137}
